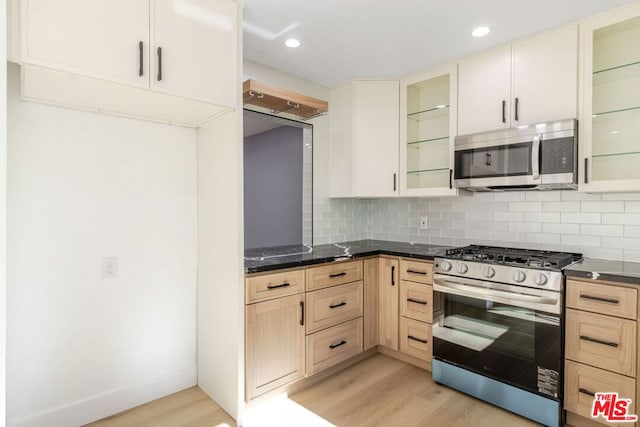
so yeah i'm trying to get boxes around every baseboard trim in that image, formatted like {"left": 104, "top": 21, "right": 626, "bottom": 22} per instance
{"left": 377, "top": 346, "right": 431, "bottom": 371}
{"left": 7, "top": 366, "right": 197, "bottom": 427}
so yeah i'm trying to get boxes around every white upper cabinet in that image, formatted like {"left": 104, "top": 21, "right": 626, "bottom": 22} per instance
{"left": 458, "top": 26, "right": 578, "bottom": 135}
{"left": 329, "top": 80, "right": 399, "bottom": 198}
{"left": 457, "top": 46, "right": 511, "bottom": 135}
{"left": 580, "top": 4, "right": 640, "bottom": 192}
{"left": 21, "top": 0, "right": 149, "bottom": 88}
{"left": 15, "top": 0, "right": 239, "bottom": 110}
{"left": 399, "top": 64, "right": 458, "bottom": 197}
{"left": 150, "top": 0, "right": 238, "bottom": 106}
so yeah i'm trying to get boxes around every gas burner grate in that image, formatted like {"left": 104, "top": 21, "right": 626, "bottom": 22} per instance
{"left": 445, "top": 245, "right": 582, "bottom": 270}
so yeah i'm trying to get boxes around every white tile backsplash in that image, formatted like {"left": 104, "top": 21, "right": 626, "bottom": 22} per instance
{"left": 316, "top": 190, "right": 640, "bottom": 261}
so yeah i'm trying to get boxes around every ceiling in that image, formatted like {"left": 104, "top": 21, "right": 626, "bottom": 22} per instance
{"left": 242, "top": 0, "right": 637, "bottom": 88}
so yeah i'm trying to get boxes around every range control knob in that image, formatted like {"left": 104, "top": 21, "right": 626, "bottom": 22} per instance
{"left": 534, "top": 272, "right": 548, "bottom": 286}
{"left": 483, "top": 267, "right": 496, "bottom": 279}
{"left": 440, "top": 260, "right": 452, "bottom": 272}
{"left": 457, "top": 263, "right": 469, "bottom": 274}
{"left": 512, "top": 270, "right": 526, "bottom": 283}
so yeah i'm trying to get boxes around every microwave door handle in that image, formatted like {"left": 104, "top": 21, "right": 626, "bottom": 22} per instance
{"left": 532, "top": 135, "right": 541, "bottom": 180}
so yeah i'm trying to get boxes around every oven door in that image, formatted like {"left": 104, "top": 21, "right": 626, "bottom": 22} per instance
{"left": 432, "top": 274, "right": 562, "bottom": 400}
{"left": 454, "top": 136, "right": 542, "bottom": 189}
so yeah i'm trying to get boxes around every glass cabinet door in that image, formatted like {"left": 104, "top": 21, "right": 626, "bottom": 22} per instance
{"left": 399, "top": 64, "right": 458, "bottom": 196}
{"left": 581, "top": 7, "right": 640, "bottom": 191}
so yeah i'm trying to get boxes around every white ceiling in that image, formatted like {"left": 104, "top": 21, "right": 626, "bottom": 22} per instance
{"left": 242, "top": 0, "right": 638, "bottom": 88}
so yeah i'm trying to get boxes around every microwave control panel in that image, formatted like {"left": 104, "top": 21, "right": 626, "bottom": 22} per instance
{"left": 541, "top": 137, "right": 575, "bottom": 174}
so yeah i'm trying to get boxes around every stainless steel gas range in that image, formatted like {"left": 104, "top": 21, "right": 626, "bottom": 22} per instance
{"left": 431, "top": 245, "right": 582, "bottom": 427}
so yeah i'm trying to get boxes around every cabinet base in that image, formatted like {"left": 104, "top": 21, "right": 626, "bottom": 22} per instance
{"left": 377, "top": 345, "right": 431, "bottom": 371}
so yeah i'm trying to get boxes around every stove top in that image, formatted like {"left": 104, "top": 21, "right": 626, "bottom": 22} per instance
{"left": 444, "top": 245, "right": 582, "bottom": 271}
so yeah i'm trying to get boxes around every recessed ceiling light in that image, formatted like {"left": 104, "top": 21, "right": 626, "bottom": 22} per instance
{"left": 472, "top": 26, "right": 490, "bottom": 38}
{"left": 285, "top": 38, "right": 301, "bottom": 48}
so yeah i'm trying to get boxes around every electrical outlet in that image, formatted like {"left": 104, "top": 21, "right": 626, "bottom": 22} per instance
{"left": 419, "top": 216, "right": 429, "bottom": 229}
{"left": 102, "top": 257, "right": 119, "bottom": 279}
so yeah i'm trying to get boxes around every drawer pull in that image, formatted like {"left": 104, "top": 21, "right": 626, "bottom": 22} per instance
{"left": 407, "top": 298, "right": 428, "bottom": 305}
{"left": 580, "top": 335, "right": 619, "bottom": 348}
{"left": 300, "top": 301, "right": 305, "bottom": 326}
{"left": 407, "top": 269, "right": 428, "bottom": 275}
{"left": 267, "top": 282, "right": 290, "bottom": 290}
{"left": 408, "top": 335, "right": 428, "bottom": 344}
{"left": 579, "top": 294, "right": 619, "bottom": 305}
{"left": 329, "top": 272, "right": 347, "bottom": 278}
{"left": 329, "top": 340, "right": 347, "bottom": 349}
{"left": 579, "top": 388, "right": 596, "bottom": 397}
{"left": 329, "top": 302, "right": 347, "bottom": 309}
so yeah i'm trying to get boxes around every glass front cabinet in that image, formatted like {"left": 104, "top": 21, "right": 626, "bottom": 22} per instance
{"left": 580, "top": 4, "right": 640, "bottom": 192}
{"left": 399, "top": 64, "right": 458, "bottom": 197}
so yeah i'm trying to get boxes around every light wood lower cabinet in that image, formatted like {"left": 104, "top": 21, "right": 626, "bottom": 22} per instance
{"left": 306, "top": 318, "right": 363, "bottom": 375}
{"left": 305, "top": 281, "right": 363, "bottom": 334}
{"left": 565, "top": 360, "right": 636, "bottom": 424}
{"left": 565, "top": 279, "right": 640, "bottom": 427}
{"left": 245, "top": 293, "right": 305, "bottom": 400}
{"left": 400, "top": 317, "right": 432, "bottom": 362}
{"left": 378, "top": 257, "right": 399, "bottom": 350}
{"left": 363, "top": 258, "right": 379, "bottom": 350}
{"left": 400, "top": 280, "right": 432, "bottom": 323}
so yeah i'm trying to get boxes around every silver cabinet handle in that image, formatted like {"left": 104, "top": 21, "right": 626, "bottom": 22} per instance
{"left": 532, "top": 135, "right": 540, "bottom": 180}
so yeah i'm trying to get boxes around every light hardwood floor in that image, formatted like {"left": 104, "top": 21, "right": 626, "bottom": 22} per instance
{"left": 87, "top": 353, "right": 541, "bottom": 427}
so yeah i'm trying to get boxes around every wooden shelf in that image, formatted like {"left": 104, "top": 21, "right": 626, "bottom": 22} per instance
{"left": 243, "top": 79, "right": 328, "bottom": 120}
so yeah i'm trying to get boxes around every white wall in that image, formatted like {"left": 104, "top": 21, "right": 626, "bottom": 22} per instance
{"left": 6, "top": 64, "right": 198, "bottom": 426}
{"left": 368, "top": 191, "right": 640, "bottom": 262}
{"left": 2, "top": 0, "right": 9, "bottom": 423}
{"left": 243, "top": 60, "right": 369, "bottom": 245}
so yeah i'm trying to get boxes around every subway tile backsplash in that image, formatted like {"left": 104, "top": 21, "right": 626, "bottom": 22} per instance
{"left": 316, "top": 190, "right": 640, "bottom": 262}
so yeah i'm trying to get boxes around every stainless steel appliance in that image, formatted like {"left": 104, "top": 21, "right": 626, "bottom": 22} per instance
{"left": 432, "top": 245, "right": 582, "bottom": 427}
{"left": 454, "top": 119, "right": 578, "bottom": 191}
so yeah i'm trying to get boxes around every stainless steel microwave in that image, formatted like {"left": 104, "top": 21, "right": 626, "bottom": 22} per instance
{"left": 454, "top": 119, "right": 578, "bottom": 191}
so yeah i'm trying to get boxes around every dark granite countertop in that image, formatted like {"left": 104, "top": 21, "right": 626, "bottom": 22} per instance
{"left": 245, "top": 239, "right": 451, "bottom": 273}
{"left": 564, "top": 258, "right": 640, "bottom": 286}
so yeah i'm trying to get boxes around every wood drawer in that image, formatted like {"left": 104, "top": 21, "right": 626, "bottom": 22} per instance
{"left": 400, "top": 281, "right": 432, "bottom": 323}
{"left": 400, "top": 317, "right": 432, "bottom": 362}
{"left": 306, "top": 317, "right": 363, "bottom": 375}
{"left": 566, "top": 308, "right": 637, "bottom": 377}
{"left": 565, "top": 360, "right": 636, "bottom": 425}
{"left": 306, "top": 281, "right": 363, "bottom": 334}
{"left": 306, "top": 260, "right": 363, "bottom": 291}
{"left": 567, "top": 280, "right": 637, "bottom": 320}
{"left": 246, "top": 269, "right": 305, "bottom": 304}
{"left": 399, "top": 259, "right": 433, "bottom": 284}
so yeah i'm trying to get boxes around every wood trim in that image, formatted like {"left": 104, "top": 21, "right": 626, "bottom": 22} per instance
{"left": 363, "top": 258, "right": 379, "bottom": 350}
{"left": 243, "top": 79, "right": 328, "bottom": 119}
{"left": 377, "top": 345, "right": 431, "bottom": 371}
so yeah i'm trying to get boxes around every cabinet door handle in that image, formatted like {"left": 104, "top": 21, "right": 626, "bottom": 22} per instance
{"left": 579, "top": 388, "right": 596, "bottom": 397}
{"left": 579, "top": 294, "right": 619, "bottom": 305}
{"left": 157, "top": 47, "right": 163, "bottom": 81}
{"left": 408, "top": 335, "right": 428, "bottom": 344}
{"left": 449, "top": 169, "right": 453, "bottom": 189}
{"left": 502, "top": 100, "right": 506, "bottom": 123}
{"left": 407, "top": 269, "right": 427, "bottom": 275}
{"left": 329, "top": 340, "right": 347, "bottom": 349}
{"left": 584, "top": 158, "right": 589, "bottom": 184}
{"left": 514, "top": 97, "right": 519, "bottom": 121}
{"left": 329, "top": 302, "right": 347, "bottom": 309}
{"left": 266, "top": 282, "right": 290, "bottom": 290}
{"left": 393, "top": 173, "right": 397, "bottom": 192}
{"left": 300, "top": 301, "right": 304, "bottom": 326}
{"left": 407, "top": 298, "right": 428, "bottom": 305}
{"left": 138, "top": 41, "right": 144, "bottom": 77}
{"left": 391, "top": 265, "right": 395, "bottom": 286}
{"left": 580, "top": 335, "right": 618, "bottom": 348}
{"left": 329, "top": 272, "right": 346, "bottom": 278}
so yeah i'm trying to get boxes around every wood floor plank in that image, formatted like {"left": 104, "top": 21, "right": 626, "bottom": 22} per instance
{"left": 88, "top": 354, "right": 544, "bottom": 427}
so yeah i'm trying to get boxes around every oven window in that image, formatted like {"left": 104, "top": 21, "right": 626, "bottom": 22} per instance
{"left": 433, "top": 292, "right": 561, "bottom": 399}
{"left": 454, "top": 142, "right": 532, "bottom": 179}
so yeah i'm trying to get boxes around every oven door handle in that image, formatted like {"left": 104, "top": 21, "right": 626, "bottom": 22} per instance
{"left": 433, "top": 277, "right": 559, "bottom": 312}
